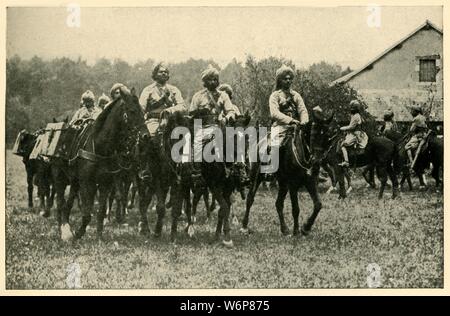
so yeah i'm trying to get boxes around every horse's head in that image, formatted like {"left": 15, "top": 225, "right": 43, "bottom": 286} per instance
{"left": 229, "top": 109, "right": 251, "bottom": 128}
{"left": 310, "top": 111, "right": 340, "bottom": 157}
{"left": 93, "top": 85, "right": 147, "bottom": 155}
{"left": 15, "top": 130, "right": 38, "bottom": 157}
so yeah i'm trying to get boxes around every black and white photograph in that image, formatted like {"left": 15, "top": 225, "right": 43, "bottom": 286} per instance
{"left": 2, "top": 2, "right": 445, "bottom": 290}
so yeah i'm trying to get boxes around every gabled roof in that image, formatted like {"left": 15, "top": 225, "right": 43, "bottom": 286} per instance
{"left": 332, "top": 20, "right": 443, "bottom": 85}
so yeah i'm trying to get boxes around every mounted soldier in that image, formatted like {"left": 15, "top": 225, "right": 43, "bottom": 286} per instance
{"left": 262, "top": 65, "right": 309, "bottom": 173}
{"left": 338, "top": 100, "right": 368, "bottom": 167}
{"left": 217, "top": 83, "right": 250, "bottom": 186}
{"left": 139, "top": 62, "right": 186, "bottom": 136}
{"left": 189, "top": 65, "right": 237, "bottom": 182}
{"left": 405, "top": 104, "right": 429, "bottom": 170}
{"left": 381, "top": 109, "right": 399, "bottom": 134}
{"left": 137, "top": 63, "right": 186, "bottom": 180}
{"left": 70, "top": 90, "right": 101, "bottom": 125}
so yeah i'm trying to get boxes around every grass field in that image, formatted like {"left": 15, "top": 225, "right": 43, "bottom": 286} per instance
{"left": 5, "top": 150, "right": 444, "bottom": 289}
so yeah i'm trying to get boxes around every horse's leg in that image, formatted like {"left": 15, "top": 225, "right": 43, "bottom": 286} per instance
{"left": 26, "top": 162, "right": 34, "bottom": 209}
{"left": 375, "top": 165, "right": 387, "bottom": 199}
{"left": 322, "top": 163, "right": 337, "bottom": 193}
{"left": 335, "top": 166, "right": 347, "bottom": 199}
{"left": 113, "top": 176, "right": 125, "bottom": 223}
{"left": 154, "top": 183, "right": 169, "bottom": 238}
{"left": 289, "top": 185, "right": 300, "bottom": 236}
{"left": 191, "top": 188, "right": 202, "bottom": 223}
{"left": 210, "top": 187, "right": 233, "bottom": 247}
{"left": 345, "top": 169, "right": 353, "bottom": 194}
{"left": 183, "top": 185, "right": 195, "bottom": 236}
{"left": 137, "top": 180, "right": 152, "bottom": 236}
{"left": 66, "top": 180, "right": 79, "bottom": 221}
{"left": 107, "top": 186, "right": 115, "bottom": 221}
{"left": 241, "top": 164, "right": 262, "bottom": 232}
{"left": 387, "top": 163, "right": 399, "bottom": 199}
{"left": 302, "top": 179, "right": 323, "bottom": 236}
{"left": 96, "top": 181, "right": 111, "bottom": 240}
{"left": 275, "top": 182, "right": 290, "bottom": 236}
{"left": 127, "top": 177, "right": 138, "bottom": 209}
{"left": 74, "top": 180, "right": 96, "bottom": 240}
{"left": 170, "top": 184, "right": 184, "bottom": 243}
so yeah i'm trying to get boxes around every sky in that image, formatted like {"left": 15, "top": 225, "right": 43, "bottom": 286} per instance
{"left": 6, "top": 6, "right": 443, "bottom": 70}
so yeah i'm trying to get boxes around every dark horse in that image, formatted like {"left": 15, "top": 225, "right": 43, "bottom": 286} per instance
{"left": 409, "top": 130, "right": 443, "bottom": 190}
{"left": 318, "top": 116, "right": 399, "bottom": 199}
{"left": 54, "top": 87, "right": 147, "bottom": 241}
{"left": 241, "top": 124, "right": 322, "bottom": 236}
{"left": 12, "top": 130, "right": 54, "bottom": 214}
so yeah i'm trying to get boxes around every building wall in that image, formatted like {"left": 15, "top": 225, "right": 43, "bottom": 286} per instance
{"left": 347, "top": 27, "right": 443, "bottom": 121}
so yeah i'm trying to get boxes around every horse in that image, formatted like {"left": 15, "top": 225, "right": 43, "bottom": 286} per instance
{"left": 135, "top": 110, "right": 187, "bottom": 242}
{"left": 12, "top": 129, "right": 55, "bottom": 214}
{"left": 317, "top": 116, "right": 399, "bottom": 199}
{"left": 242, "top": 123, "right": 322, "bottom": 236}
{"left": 53, "top": 87, "right": 147, "bottom": 241}
{"left": 410, "top": 131, "right": 443, "bottom": 190}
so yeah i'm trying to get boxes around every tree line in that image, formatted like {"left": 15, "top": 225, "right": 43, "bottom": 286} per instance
{"left": 5, "top": 54, "right": 373, "bottom": 144}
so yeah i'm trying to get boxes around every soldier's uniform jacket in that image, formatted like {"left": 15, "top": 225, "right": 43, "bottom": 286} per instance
{"left": 190, "top": 88, "right": 236, "bottom": 125}
{"left": 410, "top": 114, "right": 428, "bottom": 134}
{"left": 139, "top": 82, "right": 186, "bottom": 118}
{"left": 70, "top": 106, "right": 102, "bottom": 124}
{"left": 269, "top": 89, "right": 309, "bottom": 127}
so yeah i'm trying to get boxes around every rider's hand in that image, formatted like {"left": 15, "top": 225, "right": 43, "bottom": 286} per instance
{"left": 290, "top": 119, "right": 301, "bottom": 126}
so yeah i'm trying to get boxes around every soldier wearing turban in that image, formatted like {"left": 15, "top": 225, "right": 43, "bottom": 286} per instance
{"left": 405, "top": 104, "right": 428, "bottom": 168}
{"left": 381, "top": 108, "right": 398, "bottom": 135}
{"left": 262, "top": 65, "right": 309, "bottom": 173}
{"left": 70, "top": 90, "right": 102, "bottom": 124}
{"left": 217, "top": 83, "right": 249, "bottom": 185}
{"left": 139, "top": 62, "right": 186, "bottom": 137}
{"left": 98, "top": 93, "right": 111, "bottom": 110}
{"left": 189, "top": 65, "right": 239, "bottom": 184}
{"left": 338, "top": 99, "right": 368, "bottom": 167}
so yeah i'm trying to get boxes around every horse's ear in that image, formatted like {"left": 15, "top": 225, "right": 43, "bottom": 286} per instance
{"left": 131, "top": 87, "right": 136, "bottom": 96}
{"left": 65, "top": 116, "right": 69, "bottom": 123}
{"left": 53, "top": 117, "right": 57, "bottom": 123}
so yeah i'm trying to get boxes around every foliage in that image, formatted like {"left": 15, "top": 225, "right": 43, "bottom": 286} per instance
{"left": 6, "top": 54, "right": 364, "bottom": 142}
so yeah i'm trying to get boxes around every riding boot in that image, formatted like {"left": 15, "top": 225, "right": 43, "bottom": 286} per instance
{"left": 339, "top": 147, "right": 349, "bottom": 167}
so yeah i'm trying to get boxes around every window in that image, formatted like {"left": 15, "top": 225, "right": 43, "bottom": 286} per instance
{"left": 419, "top": 59, "right": 437, "bottom": 82}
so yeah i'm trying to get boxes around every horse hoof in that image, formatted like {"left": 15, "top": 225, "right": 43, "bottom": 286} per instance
{"left": 138, "top": 222, "right": 150, "bottom": 236}
{"left": 61, "top": 224, "right": 73, "bottom": 242}
{"left": 192, "top": 216, "right": 197, "bottom": 224}
{"left": 281, "top": 228, "right": 291, "bottom": 236}
{"left": 240, "top": 227, "right": 249, "bottom": 235}
{"left": 222, "top": 239, "right": 234, "bottom": 248}
{"left": 326, "top": 186, "right": 336, "bottom": 194}
{"left": 346, "top": 186, "right": 353, "bottom": 194}
{"left": 40, "top": 210, "right": 50, "bottom": 218}
{"left": 187, "top": 225, "right": 195, "bottom": 238}
{"left": 419, "top": 186, "right": 426, "bottom": 191}
{"left": 301, "top": 226, "right": 310, "bottom": 236}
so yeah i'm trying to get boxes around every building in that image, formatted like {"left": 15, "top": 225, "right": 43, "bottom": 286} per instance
{"left": 332, "top": 20, "right": 443, "bottom": 126}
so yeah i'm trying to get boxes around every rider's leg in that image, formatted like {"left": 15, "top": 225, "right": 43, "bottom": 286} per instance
{"left": 340, "top": 146, "right": 349, "bottom": 167}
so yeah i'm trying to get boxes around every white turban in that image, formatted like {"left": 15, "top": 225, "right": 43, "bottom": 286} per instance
{"left": 201, "top": 64, "right": 220, "bottom": 81}
{"left": 81, "top": 90, "right": 95, "bottom": 102}
{"left": 275, "top": 65, "right": 295, "bottom": 81}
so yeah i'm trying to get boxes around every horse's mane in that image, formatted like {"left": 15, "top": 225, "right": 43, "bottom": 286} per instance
{"left": 92, "top": 98, "right": 120, "bottom": 135}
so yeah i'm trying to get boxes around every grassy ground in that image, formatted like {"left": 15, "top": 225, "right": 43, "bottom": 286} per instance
{"left": 5, "top": 150, "right": 443, "bottom": 289}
